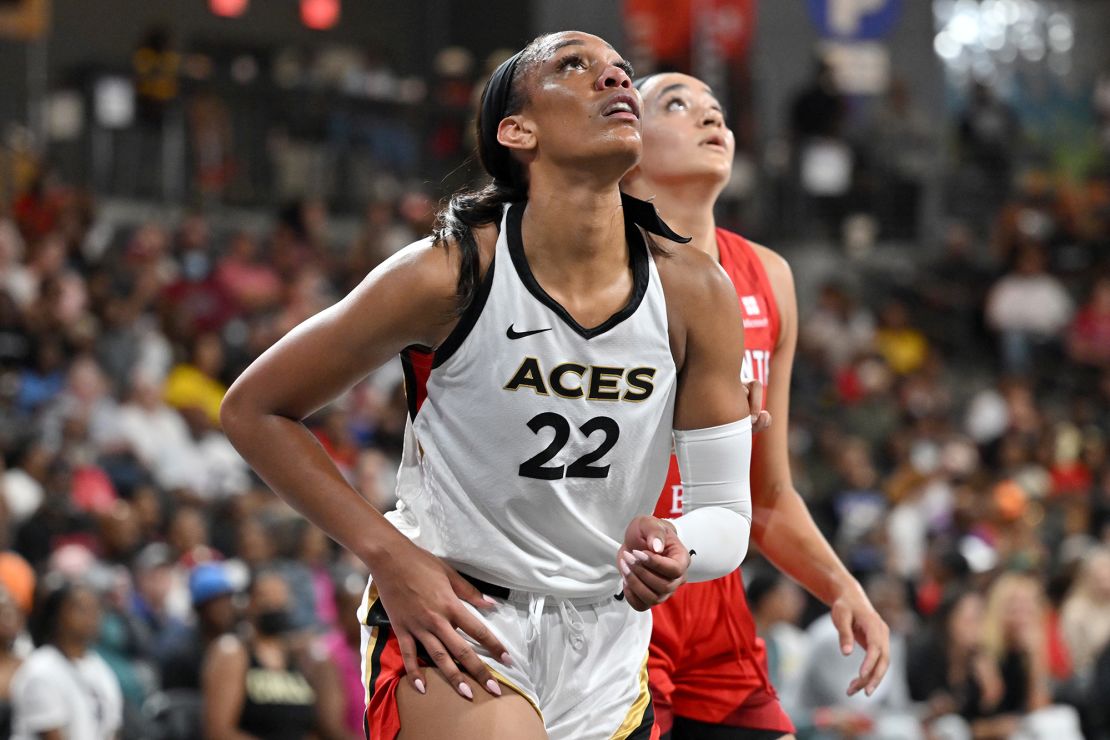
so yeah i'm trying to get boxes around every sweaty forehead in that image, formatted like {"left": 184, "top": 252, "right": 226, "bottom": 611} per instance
{"left": 538, "top": 32, "right": 616, "bottom": 59}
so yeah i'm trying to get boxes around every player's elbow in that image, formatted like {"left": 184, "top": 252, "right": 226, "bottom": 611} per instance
{"left": 219, "top": 382, "right": 254, "bottom": 447}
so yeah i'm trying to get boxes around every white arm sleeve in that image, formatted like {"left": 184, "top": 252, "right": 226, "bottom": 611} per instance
{"left": 670, "top": 417, "right": 753, "bottom": 582}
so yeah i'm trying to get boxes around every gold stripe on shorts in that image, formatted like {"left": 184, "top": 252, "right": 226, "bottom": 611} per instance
{"left": 486, "top": 663, "right": 544, "bottom": 724}
{"left": 610, "top": 653, "right": 651, "bottom": 740}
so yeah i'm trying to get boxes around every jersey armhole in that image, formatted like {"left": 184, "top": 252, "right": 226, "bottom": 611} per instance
{"left": 431, "top": 256, "right": 496, "bottom": 369}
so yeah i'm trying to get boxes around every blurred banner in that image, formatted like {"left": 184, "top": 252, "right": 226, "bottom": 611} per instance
{"left": 0, "top": 0, "right": 49, "bottom": 40}
{"left": 623, "top": 0, "right": 755, "bottom": 72}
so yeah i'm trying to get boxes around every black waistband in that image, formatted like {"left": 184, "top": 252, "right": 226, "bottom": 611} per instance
{"left": 364, "top": 572, "right": 623, "bottom": 628}
{"left": 460, "top": 572, "right": 511, "bottom": 599}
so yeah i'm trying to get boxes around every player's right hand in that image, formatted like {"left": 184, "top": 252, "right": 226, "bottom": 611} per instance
{"left": 618, "top": 516, "right": 690, "bottom": 611}
{"left": 372, "top": 540, "right": 510, "bottom": 701}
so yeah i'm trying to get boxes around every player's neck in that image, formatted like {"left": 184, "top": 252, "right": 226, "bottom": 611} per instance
{"left": 520, "top": 179, "right": 629, "bottom": 286}
{"left": 632, "top": 181, "right": 719, "bottom": 260}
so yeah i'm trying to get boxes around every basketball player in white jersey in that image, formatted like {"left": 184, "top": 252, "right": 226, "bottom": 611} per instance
{"left": 222, "top": 32, "right": 756, "bottom": 739}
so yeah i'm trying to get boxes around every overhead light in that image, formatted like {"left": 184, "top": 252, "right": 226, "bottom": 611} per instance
{"left": 301, "top": 0, "right": 340, "bottom": 30}
{"left": 209, "top": 0, "right": 249, "bottom": 18}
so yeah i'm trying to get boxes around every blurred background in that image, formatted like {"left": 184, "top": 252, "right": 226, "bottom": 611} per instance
{"left": 1, "top": 0, "right": 1109, "bottom": 738}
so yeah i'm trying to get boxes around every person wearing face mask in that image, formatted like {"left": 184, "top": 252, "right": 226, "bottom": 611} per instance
{"left": 200, "top": 570, "right": 347, "bottom": 740}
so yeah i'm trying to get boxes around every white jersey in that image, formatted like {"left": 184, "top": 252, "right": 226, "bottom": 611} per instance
{"left": 386, "top": 202, "right": 677, "bottom": 599}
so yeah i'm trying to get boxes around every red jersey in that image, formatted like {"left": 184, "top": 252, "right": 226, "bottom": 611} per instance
{"left": 648, "top": 229, "right": 794, "bottom": 735}
{"left": 653, "top": 228, "right": 779, "bottom": 521}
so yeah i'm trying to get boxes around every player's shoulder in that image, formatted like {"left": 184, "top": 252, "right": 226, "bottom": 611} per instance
{"left": 717, "top": 228, "right": 793, "bottom": 288}
{"left": 747, "top": 240, "right": 794, "bottom": 290}
{"left": 655, "top": 240, "right": 735, "bottom": 311}
{"left": 391, "top": 222, "right": 498, "bottom": 288}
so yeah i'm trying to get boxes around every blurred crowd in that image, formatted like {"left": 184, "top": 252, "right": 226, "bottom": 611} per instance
{"left": 1, "top": 55, "right": 1110, "bottom": 740}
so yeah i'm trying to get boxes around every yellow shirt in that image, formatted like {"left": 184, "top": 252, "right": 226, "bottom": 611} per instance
{"left": 162, "top": 364, "right": 226, "bottom": 427}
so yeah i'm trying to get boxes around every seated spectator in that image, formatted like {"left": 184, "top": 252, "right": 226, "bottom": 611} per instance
{"left": 795, "top": 575, "right": 920, "bottom": 739}
{"left": 201, "top": 570, "right": 346, "bottom": 740}
{"left": 11, "top": 576, "right": 123, "bottom": 739}
{"left": 985, "top": 243, "right": 1073, "bottom": 375}
{"left": 875, "top": 300, "right": 929, "bottom": 376}
{"left": 1060, "top": 545, "right": 1110, "bottom": 684}
{"left": 320, "top": 569, "right": 370, "bottom": 738}
{"left": 0, "top": 585, "right": 25, "bottom": 738}
{"left": 1067, "top": 276, "right": 1110, "bottom": 368}
{"left": 747, "top": 572, "right": 808, "bottom": 707}
{"left": 162, "top": 332, "right": 228, "bottom": 429}
{"left": 160, "top": 561, "right": 239, "bottom": 691}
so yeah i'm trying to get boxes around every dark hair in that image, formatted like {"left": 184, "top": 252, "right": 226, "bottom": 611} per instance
{"left": 433, "top": 33, "right": 674, "bottom": 312}
{"left": 745, "top": 572, "right": 785, "bottom": 611}
{"left": 28, "top": 575, "right": 80, "bottom": 647}
{"left": 432, "top": 34, "right": 556, "bottom": 312}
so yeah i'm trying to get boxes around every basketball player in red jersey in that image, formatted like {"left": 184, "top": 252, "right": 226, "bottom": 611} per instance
{"left": 623, "top": 73, "right": 891, "bottom": 740}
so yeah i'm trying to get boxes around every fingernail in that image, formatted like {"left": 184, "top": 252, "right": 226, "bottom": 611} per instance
{"left": 619, "top": 560, "right": 631, "bottom": 576}
{"left": 458, "top": 682, "right": 473, "bottom": 700}
{"left": 486, "top": 679, "right": 502, "bottom": 696}
{"left": 631, "top": 550, "right": 649, "bottom": 562}
{"left": 482, "top": 595, "right": 498, "bottom": 605}
{"left": 621, "top": 551, "right": 637, "bottom": 566}
{"left": 652, "top": 538, "right": 664, "bottom": 553}
{"left": 414, "top": 678, "right": 426, "bottom": 694}
{"left": 500, "top": 651, "right": 513, "bottom": 667}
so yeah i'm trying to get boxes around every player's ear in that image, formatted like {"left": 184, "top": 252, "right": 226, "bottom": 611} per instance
{"left": 498, "top": 115, "right": 536, "bottom": 154}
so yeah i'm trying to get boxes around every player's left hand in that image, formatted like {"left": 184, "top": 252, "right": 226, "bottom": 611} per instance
{"left": 617, "top": 516, "right": 690, "bottom": 611}
{"left": 744, "top": 379, "right": 772, "bottom": 434}
{"left": 831, "top": 587, "right": 890, "bottom": 697}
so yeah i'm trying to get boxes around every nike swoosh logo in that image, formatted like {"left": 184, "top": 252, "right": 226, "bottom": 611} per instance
{"left": 506, "top": 324, "right": 553, "bottom": 340}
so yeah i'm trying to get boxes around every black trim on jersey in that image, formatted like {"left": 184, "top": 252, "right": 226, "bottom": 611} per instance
{"left": 431, "top": 258, "right": 496, "bottom": 369}
{"left": 506, "top": 202, "right": 650, "bottom": 340}
{"left": 400, "top": 348, "right": 421, "bottom": 422}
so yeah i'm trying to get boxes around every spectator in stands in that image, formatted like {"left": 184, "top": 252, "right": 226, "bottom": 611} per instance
{"left": 978, "top": 573, "right": 1053, "bottom": 730}
{"left": 11, "top": 576, "right": 123, "bottom": 739}
{"left": 0, "top": 585, "right": 25, "bottom": 738}
{"left": 201, "top": 569, "right": 346, "bottom": 740}
{"left": 908, "top": 589, "right": 995, "bottom": 733}
{"left": 162, "top": 332, "right": 228, "bottom": 429}
{"left": 161, "top": 561, "right": 239, "bottom": 691}
{"left": 321, "top": 569, "right": 370, "bottom": 738}
{"left": 957, "top": 82, "right": 1020, "bottom": 212}
{"left": 803, "top": 282, "right": 876, "bottom": 372}
{"left": 1060, "top": 546, "right": 1110, "bottom": 684}
{"left": 795, "top": 574, "right": 920, "bottom": 739}
{"left": 985, "top": 243, "right": 1073, "bottom": 375}
{"left": 875, "top": 299, "right": 929, "bottom": 376}
{"left": 1067, "top": 275, "right": 1110, "bottom": 368}
{"left": 747, "top": 572, "right": 808, "bottom": 708}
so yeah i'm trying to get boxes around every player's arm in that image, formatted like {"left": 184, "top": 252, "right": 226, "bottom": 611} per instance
{"left": 620, "top": 250, "right": 753, "bottom": 609}
{"left": 668, "top": 251, "right": 754, "bottom": 580}
{"left": 749, "top": 244, "right": 889, "bottom": 696}
{"left": 220, "top": 232, "right": 510, "bottom": 699}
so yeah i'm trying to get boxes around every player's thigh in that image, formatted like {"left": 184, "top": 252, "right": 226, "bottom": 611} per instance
{"left": 669, "top": 715, "right": 794, "bottom": 740}
{"left": 396, "top": 668, "right": 548, "bottom": 740}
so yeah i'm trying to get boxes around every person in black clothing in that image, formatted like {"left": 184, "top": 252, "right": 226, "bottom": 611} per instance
{"left": 200, "top": 569, "right": 346, "bottom": 740}
{"left": 159, "top": 561, "right": 238, "bottom": 691}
